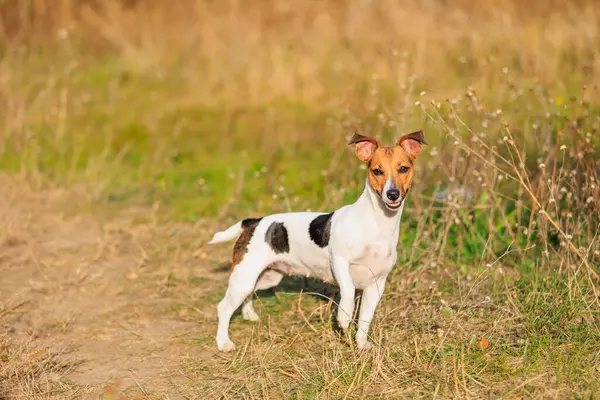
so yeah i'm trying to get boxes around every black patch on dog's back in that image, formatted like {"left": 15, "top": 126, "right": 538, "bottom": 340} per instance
{"left": 309, "top": 212, "right": 334, "bottom": 248}
{"left": 265, "top": 222, "right": 290, "bottom": 254}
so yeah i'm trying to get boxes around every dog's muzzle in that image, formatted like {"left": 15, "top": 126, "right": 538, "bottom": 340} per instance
{"left": 384, "top": 199, "right": 403, "bottom": 210}
{"left": 384, "top": 188, "right": 403, "bottom": 210}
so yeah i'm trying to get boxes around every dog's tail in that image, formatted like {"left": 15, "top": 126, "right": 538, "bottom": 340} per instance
{"left": 207, "top": 221, "right": 244, "bottom": 244}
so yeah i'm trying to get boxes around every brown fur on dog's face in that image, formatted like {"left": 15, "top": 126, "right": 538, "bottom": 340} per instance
{"left": 367, "top": 146, "right": 415, "bottom": 197}
{"left": 349, "top": 131, "right": 427, "bottom": 203}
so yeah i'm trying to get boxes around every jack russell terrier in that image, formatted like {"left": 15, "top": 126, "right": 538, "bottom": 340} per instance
{"left": 209, "top": 130, "right": 427, "bottom": 352}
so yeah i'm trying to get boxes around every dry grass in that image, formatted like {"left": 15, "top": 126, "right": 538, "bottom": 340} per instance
{"left": 0, "top": 0, "right": 599, "bottom": 399}
{"left": 0, "top": 336, "right": 79, "bottom": 399}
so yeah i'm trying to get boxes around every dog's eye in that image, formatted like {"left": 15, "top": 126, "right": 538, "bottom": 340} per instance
{"left": 398, "top": 166, "right": 410, "bottom": 174}
{"left": 372, "top": 168, "right": 384, "bottom": 176}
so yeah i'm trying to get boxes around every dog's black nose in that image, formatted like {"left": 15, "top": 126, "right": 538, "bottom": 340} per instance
{"left": 386, "top": 188, "right": 400, "bottom": 201}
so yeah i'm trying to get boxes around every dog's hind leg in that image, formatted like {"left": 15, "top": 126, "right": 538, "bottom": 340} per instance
{"left": 241, "top": 269, "right": 284, "bottom": 321}
{"left": 217, "top": 251, "right": 269, "bottom": 352}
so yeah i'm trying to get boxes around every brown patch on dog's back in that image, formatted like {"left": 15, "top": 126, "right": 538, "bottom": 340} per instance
{"left": 230, "top": 218, "right": 262, "bottom": 275}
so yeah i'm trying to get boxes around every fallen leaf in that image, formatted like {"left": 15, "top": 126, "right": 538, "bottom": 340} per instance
{"left": 479, "top": 336, "right": 489, "bottom": 351}
{"left": 280, "top": 366, "right": 298, "bottom": 378}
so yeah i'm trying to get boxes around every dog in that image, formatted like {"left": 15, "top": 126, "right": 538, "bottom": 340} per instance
{"left": 208, "top": 130, "right": 427, "bottom": 352}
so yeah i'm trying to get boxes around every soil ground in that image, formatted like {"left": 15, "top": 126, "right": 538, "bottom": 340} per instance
{"left": 0, "top": 177, "right": 226, "bottom": 398}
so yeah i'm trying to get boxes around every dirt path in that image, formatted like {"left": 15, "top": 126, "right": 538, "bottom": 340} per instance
{"left": 0, "top": 177, "right": 228, "bottom": 398}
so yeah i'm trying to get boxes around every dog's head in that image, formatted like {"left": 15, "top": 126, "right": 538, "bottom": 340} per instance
{"left": 349, "top": 131, "right": 427, "bottom": 211}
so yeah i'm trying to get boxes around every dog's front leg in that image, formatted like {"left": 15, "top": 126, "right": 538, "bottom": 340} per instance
{"left": 356, "top": 276, "right": 387, "bottom": 350}
{"left": 331, "top": 255, "right": 355, "bottom": 330}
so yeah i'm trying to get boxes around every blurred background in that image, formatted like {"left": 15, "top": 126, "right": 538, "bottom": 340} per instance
{"left": 1, "top": 0, "right": 598, "bottom": 216}
{"left": 0, "top": 1, "right": 599, "bottom": 398}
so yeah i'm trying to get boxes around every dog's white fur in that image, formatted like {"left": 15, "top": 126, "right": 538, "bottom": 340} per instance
{"left": 209, "top": 132, "right": 425, "bottom": 352}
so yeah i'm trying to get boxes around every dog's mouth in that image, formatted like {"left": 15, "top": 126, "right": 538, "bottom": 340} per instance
{"left": 384, "top": 200, "right": 402, "bottom": 210}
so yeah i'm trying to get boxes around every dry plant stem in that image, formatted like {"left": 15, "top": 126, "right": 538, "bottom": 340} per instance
{"left": 504, "top": 128, "right": 600, "bottom": 281}
{"left": 428, "top": 102, "right": 599, "bottom": 281}
{"left": 297, "top": 292, "right": 318, "bottom": 333}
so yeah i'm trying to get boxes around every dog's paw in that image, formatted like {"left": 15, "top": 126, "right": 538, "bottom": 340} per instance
{"left": 337, "top": 309, "right": 352, "bottom": 330}
{"left": 337, "top": 315, "right": 351, "bottom": 330}
{"left": 356, "top": 340, "right": 373, "bottom": 351}
{"left": 217, "top": 338, "right": 236, "bottom": 352}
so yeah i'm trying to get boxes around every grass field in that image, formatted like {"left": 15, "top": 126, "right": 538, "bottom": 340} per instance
{"left": 1, "top": 0, "right": 599, "bottom": 398}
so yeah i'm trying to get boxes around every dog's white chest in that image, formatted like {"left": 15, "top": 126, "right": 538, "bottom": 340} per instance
{"left": 349, "top": 243, "right": 395, "bottom": 289}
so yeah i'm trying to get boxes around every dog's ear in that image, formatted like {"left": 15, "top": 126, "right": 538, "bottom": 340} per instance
{"left": 397, "top": 130, "right": 427, "bottom": 159}
{"left": 349, "top": 133, "right": 380, "bottom": 163}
